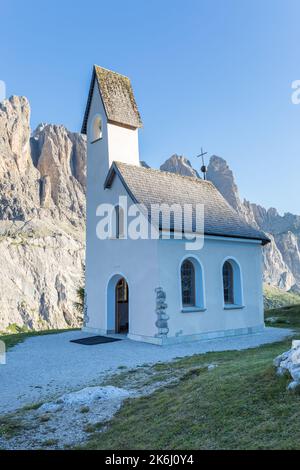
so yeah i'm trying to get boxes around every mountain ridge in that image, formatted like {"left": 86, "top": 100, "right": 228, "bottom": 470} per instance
{"left": 0, "top": 96, "right": 85, "bottom": 331}
{"left": 0, "top": 95, "right": 299, "bottom": 331}
{"left": 160, "top": 154, "right": 300, "bottom": 292}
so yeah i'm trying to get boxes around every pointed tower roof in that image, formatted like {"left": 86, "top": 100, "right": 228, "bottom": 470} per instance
{"left": 81, "top": 65, "right": 142, "bottom": 134}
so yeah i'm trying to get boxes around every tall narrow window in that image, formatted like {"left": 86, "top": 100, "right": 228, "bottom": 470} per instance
{"left": 223, "top": 261, "right": 234, "bottom": 304}
{"left": 181, "top": 259, "right": 196, "bottom": 307}
{"left": 115, "top": 205, "right": 124, "bottom": 239}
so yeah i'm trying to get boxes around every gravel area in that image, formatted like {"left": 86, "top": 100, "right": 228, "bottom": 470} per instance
{"left": 0, "top": 327, "right": 292, "bottom": 414}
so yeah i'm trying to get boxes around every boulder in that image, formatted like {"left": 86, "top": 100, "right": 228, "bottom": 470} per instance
{"left": 274, "top": 341, "right": 300, "bottom": 390}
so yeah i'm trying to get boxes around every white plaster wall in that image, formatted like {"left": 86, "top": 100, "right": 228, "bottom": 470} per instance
{"left": 85, "top": 82, "right": 159, "bottom": 339}
{"left": 86, "top": 128, "right": 160, "bottom": 336}
{"left": 107, "top": 123, "right": 139, "bottom": 166}
{"left": 85, "top": 81, "right": 265, "bottom": 344}
{"left": 85, "top": 81, "right": 110, "bottom": 333}
{"left": 157, "top": 237, "right": 264, "bottom": 339}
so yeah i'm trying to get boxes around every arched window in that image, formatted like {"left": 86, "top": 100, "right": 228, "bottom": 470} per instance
{"left": 90, "top": 114, "right": 102, "bottom": 143}
{"left": 115, "top": 205, "right": 124, "bottom": 239}
{"left": 181, "top": 259, "right": 196, "bottom": 307}
{"left": 222, "top": 259, "right": 243, "bottom": 306}
{"left": 223, "top": 261, "right": 234, "bottom": 304}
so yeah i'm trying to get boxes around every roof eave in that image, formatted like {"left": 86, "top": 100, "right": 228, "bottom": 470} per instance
{"left": 81, "top": 67, "right": 96, "bottom": 135}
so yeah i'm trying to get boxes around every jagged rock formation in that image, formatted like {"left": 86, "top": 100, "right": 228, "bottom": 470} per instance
{"left": 0, "top": 96, "right": 86, "bottom": 331}
{"left": 207, "top": 155, "right": 300, "bottom": 292}
{"left": 1, "top": 94, "right": 299, "bottom": 330}
{"left": 206, "top": 156, "right": 245, "bottom": 214}
{"left": 160, "top": 153, "right": 300, "bottom": 292}
{"left": 160, "top": 154, "right": 200, "bottom": 178}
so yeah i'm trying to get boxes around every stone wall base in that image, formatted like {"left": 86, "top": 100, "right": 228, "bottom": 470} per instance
{"left": 82, "top": 324, "right": 265, "bottom": 346}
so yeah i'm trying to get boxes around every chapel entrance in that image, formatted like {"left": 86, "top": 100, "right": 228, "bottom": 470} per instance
{"left": 115, "top": 278, "right": 129, "bottom": 334}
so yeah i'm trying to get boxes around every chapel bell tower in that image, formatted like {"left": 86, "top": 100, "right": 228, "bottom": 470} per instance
{"left": 81, "top": 65, "right": 142, "bottom": 176}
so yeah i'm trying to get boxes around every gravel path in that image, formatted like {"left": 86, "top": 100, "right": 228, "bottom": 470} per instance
{"left": 0, "top": 327, "right": 292, "bottom": 414}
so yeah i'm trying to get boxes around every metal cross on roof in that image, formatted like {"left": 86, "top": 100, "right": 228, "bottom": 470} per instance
{"left": 196, "top": 148, "right": 208, "bottom": 180}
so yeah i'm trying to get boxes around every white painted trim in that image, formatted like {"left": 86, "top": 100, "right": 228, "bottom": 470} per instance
{"left": 160, "top": 232, "right": 262, "bottom": 245}
{"left": 89, "top": 113, "right": 103, "bottom": 143}
{"left": 181, "top": 307, "right": 207, "bottom": 313}
{"left": 178, "top": 254, "right": 206, "bottom": 310}
{"left": 220, "top": 256, "right": 244, "bottom": 309}
{"left": 224, "top": 305, "right": 245, "bottom": 310}
{"left": 105, "top": 271, "right": 131, "bottom": 334}
{"left": 204, "top": 235, "right": 262, "bottom": 245}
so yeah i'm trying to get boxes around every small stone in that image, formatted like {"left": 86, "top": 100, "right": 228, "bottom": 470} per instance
{"left": 39, "top": 403, "right": 63, "bottom": 413}
{"left": 292, "top": 340, "right": 300, "bottom": 349}
{"left": 287, "top": 381, "right": 300, "bottom": 391}
{"left": 59, "top": 386, "right": 130, "bottom": 405}
{"left": 290, "top": 365, "right": 300, "bottom": 382}
{"left": 276, "top": 367, "right": 286, "bottom": 376}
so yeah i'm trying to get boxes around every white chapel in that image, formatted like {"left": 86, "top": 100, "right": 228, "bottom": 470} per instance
{"left": 81, "top": 65, "right": 269, "bottom": 345}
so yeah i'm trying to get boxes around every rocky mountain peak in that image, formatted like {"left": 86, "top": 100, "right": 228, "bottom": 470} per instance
{"left": 30, "top": 123, "right": 86, "bottom": 222}
{"left": 0, "top": 95, "right": 87, "bottom": 223}
{"left": 206, "top": 155, "right": 243, "bottom": 213}
{"left": 160, "top": 152, "right": 300, "bottom": 292}
{"left": 0, "top": 96, "right": 86, "bottom": 331}
{"left": 0, "top": 96, "right": 32, "bottom": 174}
{"left": 160, "top": 154, "right": 200, "bottom": 178}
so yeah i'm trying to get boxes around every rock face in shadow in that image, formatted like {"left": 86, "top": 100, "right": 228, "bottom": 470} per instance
{"left": 0, "top": 96, "right": 86, "bottom": 331}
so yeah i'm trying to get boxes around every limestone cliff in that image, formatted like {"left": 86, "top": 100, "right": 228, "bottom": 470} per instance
{"left": 1, "top": 94, "right": 299, "bottom": 330}
{"left": 0, "top": 96, "right": 86, "bottom": 331}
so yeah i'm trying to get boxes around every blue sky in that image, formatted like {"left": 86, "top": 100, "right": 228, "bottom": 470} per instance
{"left": 1, "top": 0, "right": 300, "bottom": 214}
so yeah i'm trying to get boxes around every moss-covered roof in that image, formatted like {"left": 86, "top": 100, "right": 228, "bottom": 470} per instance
{"left": 82, "top": 65, "right": 142, "bottom": 134}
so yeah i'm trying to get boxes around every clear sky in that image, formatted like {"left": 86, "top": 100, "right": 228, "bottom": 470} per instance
{"left": 1, "top": 0, "right": 300, "bottom": 215}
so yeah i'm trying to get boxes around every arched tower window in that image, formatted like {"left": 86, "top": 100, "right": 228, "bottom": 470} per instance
{"left": 181, "top": 259, "right": 196, "bottom": 307}
{"left": 90, "top": 114, "right": 102, "bottom": 143}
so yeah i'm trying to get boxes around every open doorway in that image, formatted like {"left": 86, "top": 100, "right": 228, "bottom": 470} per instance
{"left": 115, "top": 277, "right": 129, "bottom": 334}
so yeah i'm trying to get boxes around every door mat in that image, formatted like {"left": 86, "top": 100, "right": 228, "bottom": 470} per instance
{"left": 70, "top": 336, "right": 122, "bottom": 345}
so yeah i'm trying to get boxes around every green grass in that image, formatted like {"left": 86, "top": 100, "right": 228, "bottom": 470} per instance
{"left": 80, "top": 305, "right": 300, "bottom": 450}
{"left": 82, "top": 339, "right": 300, "bottom": 450}
{"left": 2, "top": 306, "right": 299, "bottom": 450}
{"left": 0, "top": 416, "right": 24, "bottom": 439}
{"left": 0, "top": 328, "right": 79, "bottom": 351}
{"left": 264, "top": 284, "right": 300, "bottom": 310}
{"left": 265, "top": 304, "right": 300, "bottom": 329}
{"left": 40, "top": 439, "right": 59, "bottom": 447}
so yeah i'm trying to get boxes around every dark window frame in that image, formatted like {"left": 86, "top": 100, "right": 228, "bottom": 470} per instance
{"left": 223, "top": 261, "right": 234, "bottom": 304}
{"left": 181, "top": 259, "right": 196, "bottom": 307}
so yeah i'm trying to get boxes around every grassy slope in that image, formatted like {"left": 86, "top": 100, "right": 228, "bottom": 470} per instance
{"left": 1, "top": 306, "right": 300, "bottom": 449}
{"left": 264, "top": 284, "right": 300, "bottom": 310}
{"left": 0, "top": 328, "right": 78, "bottom": 351}
{"left": 82, "top": 305, "right": 300, "bottom": 450}
{"left": 265, "top": 304, "right": 300, "bottom": 329}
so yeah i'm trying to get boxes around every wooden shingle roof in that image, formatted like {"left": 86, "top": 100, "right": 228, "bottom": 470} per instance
{"left": 105, "top": 162, "right": 270, "bottom": 245}
{"left": 81, "top": 65, "right": 142, "bottom": 134}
